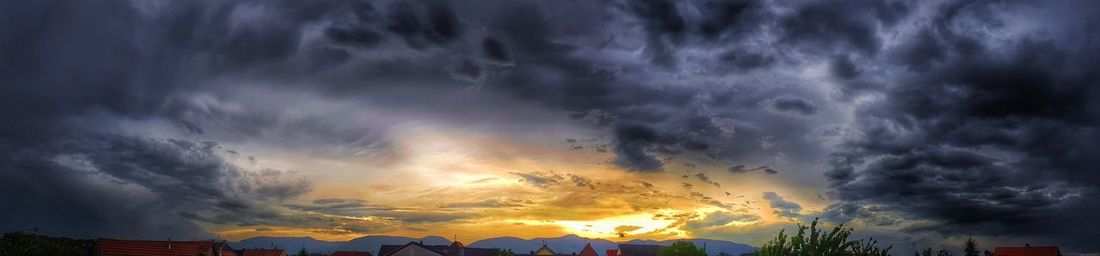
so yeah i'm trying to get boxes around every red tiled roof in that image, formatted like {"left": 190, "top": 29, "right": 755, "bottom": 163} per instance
{"left": 96, "top": 239, "right": 218, "bottom": 256}
{"left": 993, "top": 246, "right": 1061, "bottom": 256}
{"left": 451, "top": 241, "right": 466, "bottom": 248}
{"left": 243, "top": 248, "right": 288, "bottom": 256}
{"left": 579, "top": 244, "right": 598, "bottom": 256}
{"left": 223, "top": 249, "right": 241, "bottom": 256}
{"left": 332, "top": 251, "right": 374, "bottom": 256}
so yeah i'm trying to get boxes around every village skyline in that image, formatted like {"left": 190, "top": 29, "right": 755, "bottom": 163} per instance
{"left": 2, "top": 229, "right": 1059, "bottom": 256}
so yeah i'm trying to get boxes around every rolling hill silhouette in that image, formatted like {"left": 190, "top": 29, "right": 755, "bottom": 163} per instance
{"left": 233, "top": 234, "right": 755, "bottom": 255}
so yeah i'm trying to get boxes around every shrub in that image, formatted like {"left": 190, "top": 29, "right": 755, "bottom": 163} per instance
{"left": 758, "top": 218, "right": 890, "bottom": 256}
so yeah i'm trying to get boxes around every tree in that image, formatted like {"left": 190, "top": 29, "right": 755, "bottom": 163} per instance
{"left": 758, "top": 218, "right": 891, "bottom": 256}
{"left": 499, "top": 249, "right": 515, "bottom": 256}
{"left": 297, "top": 248, "right": 309, "bottom": 256}
{"left": 658, "top": 241, "right": 707, "bottom": 256}
{"left": 915, "top": 247, "right": 953, "bottom": 256}
{"left": 0, "top": 232, "right": 91, "bottom": 256}
{"left": 915, "top": 248, "right": 932, "bottom": 256}
{"left": 963, "top": 237, "right": 979, "bottom": 256}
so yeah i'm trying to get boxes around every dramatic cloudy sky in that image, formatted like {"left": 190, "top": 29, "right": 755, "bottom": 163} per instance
{"left": 2, "top": 0, "right": 1099, "bottom": 254}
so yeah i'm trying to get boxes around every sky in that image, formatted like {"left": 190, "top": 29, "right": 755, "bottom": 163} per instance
{"left": 2, "top": 0, "right": 1099, "bottom": 254}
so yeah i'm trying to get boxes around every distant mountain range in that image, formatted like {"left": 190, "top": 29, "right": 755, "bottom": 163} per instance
{"left": 234, "top": 235, "right": 451, "bottom": 254}
{"left": 232, "top": 234, "right": 755, "bottom": 255}
{"left": 471, "top": 235, "right": 755, "bottom": 256}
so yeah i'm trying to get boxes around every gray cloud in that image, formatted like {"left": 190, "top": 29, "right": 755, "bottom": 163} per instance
{"left": 693, "top": 172, "right": 721, "bottom": 187}
{"left": 767, "top": 95, "right": 818, "bottom": 116}
{"left": 727, "top": 165, "right": 778, "bottom": 175}
{"left": 511, "top": 171, "right": 564, "bottom": 187}
{"left": 286, "top": 199, "right": 476, "bottom": 224}
{"left": 441, "top": 199, "right": 525, "bottom": 209}
{"left": 569, "top": 174, "right": 597, "bottom": 190}
{"left": 684, "top": 211, "right": 761, "bottom": 231}
{"left": 762, "top": 192, "right": 802, "bottom": 218}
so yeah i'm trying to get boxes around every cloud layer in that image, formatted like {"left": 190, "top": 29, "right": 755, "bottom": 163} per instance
{"left": 2, "top": 0, "right": 1099, "bottom": 253}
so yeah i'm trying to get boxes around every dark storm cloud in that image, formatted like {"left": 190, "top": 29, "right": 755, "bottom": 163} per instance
{"left": 830, "top": 55, "right": 861, "bottom": 80}
{"left": 482, "top": 37, "right": 510, "bottom": 62}
{"left": 0, "top": 0, "right": 341, "bottom": 239}
{"left": 613, "top": 123, "right": 666, "bottom": 172}
{"left": 778, "top": 0, "right": 911, "bottom": 55}
{"left": 767, "top": 95, "right": 818, "bottom": 116}
{"left": 0, "top": 133, "right": 311, "bottom": 239}
{"left": 6, "top": 0, "right": 1100, "bottom": 251}
{"left": 824, "top": 0, "right": 1100, "bottom": 251}
{"left": 718, "top": 49, "right": 777, "bottom": 72}
{"left": 325, "top": 27, "right": 383, "bottom": 47}
{"left": 385, "top": 0, "right": 463, "bottom": 48}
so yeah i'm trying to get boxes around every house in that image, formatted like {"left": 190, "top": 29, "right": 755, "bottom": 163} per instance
{"left": 617, "top": 244, "right": 663, "bottom": 256}
{"left": 514, "top": 243, "right": 564, "bottom": 256}
{"left": 379, "top": 241, "right": 500, "bottom": 256}
{"left": 533, "top": 244, "right": 558, "bottom": 256}
{"left": 332, "top": 251, "right": 375, "bottom": 256}
{"left": 380, "top": 242, "right": 448, "bottom": 256}
{"left": 991, "top": 244, "right": 1062, "bottom": 256}
{"left": 579, "top": 244, "right": 599, "bottom": 256}
{"left": 93, "top": 238, "right": 236, "bottom": 256}
{"left": 242, "top": 248, "right": 289, "bottom": 256}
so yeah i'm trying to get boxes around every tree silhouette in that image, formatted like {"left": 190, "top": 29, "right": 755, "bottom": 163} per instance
{"left": 0, "top": 232, "right": 90, "bottom": 256}
{"left": 759, "top": 218, "right": 890, "bottom": 256}
{"left": 915, "top": 247, "right": 953, "bottom": 256}
{"left": 964, "top": 237, "right": 979, "bottom": 256}
{"left": 657, "top": 241, "right": 706, "bottom": 256}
